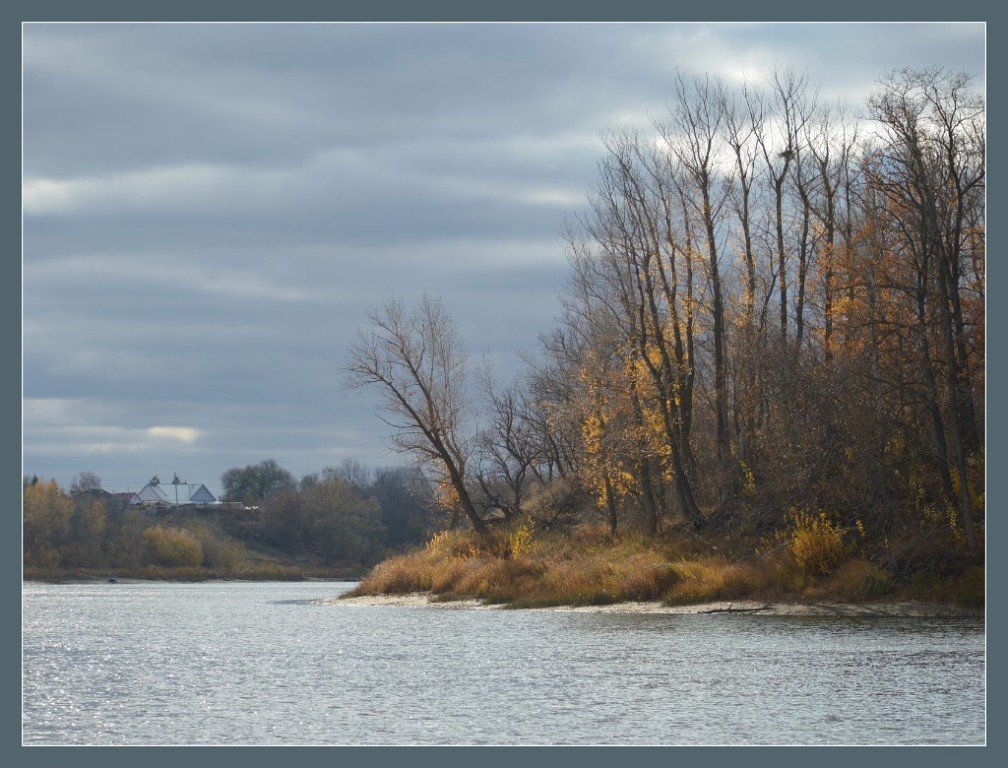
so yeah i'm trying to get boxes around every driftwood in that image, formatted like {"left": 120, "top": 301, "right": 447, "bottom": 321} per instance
{"left": 699, "top": 603, "right": 772, "bottom": 614}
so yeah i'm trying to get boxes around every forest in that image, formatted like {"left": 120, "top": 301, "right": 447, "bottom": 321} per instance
{"left": 345, "top": 67, "right": 985, "bottom": 607}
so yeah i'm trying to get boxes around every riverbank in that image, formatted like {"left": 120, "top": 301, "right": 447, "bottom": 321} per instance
{"left": 344, "top": 527, "right": 984, "bottom": 612}
{"left": 333, "top": 592, "right": 981, "bottom": 617}
{"left": 23, "top": 564, "right": 364, "bottom": 584}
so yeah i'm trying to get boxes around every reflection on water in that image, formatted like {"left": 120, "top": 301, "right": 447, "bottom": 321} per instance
{"left": 22, "top": 581, "right": 985, "bottom": 745}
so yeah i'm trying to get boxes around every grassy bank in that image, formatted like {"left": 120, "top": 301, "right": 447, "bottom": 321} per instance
{"left": 346, "top": 524, "right": 984, "bottom": 610}
{"left": 22, "top": 561, "right": 369, "bottom": 583}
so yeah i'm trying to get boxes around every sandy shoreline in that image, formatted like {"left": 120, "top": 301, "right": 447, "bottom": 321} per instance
{"left": 325, "top": 592, "right": 981, "bottom": 617}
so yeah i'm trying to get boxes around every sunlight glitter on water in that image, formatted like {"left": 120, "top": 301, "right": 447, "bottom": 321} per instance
{"left": 22, "top": 581, "right": 985, "bottom": 745}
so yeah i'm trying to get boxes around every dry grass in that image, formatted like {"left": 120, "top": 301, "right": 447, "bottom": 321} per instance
{"left": 805, "top": 558, "right": 894, "bottom": 601}
{"left": 349, "top": 525, "right": 681, "bottom": 607}
{"left": 347, "top": 521, "right": 981, "bottom": 609}
{"left": 662, "top": 555, "right": 792, "bottom": 604}
{"left": 901, "top": 565, "right": 985, "bottom": 608}
{"left": 351, "top": 525, "right": 770, "bottom": 607}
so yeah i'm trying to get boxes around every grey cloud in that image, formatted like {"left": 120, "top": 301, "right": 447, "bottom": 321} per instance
{"left": 22, "top": 22, "right": 984, "bottom": 492}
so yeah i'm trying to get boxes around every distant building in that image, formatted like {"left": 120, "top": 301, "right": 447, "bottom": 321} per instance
{"left": 130, "top": 481, "right": 217, "bottom": 508}
{"left": 71, "top": 487, "right": 111, "bottom": 500}
{"left": 190, "top": 484, "right": 216, "bottom": 504}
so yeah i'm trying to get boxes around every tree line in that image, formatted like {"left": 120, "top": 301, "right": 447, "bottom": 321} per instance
{"left": 223, "top": 459, "right": 436, "bottom": 562}
{"left": 23, "top": 460, "right": 439, "bottom": 574}
{"left": 346, "top": 67, "right": 984, "bottom": 572}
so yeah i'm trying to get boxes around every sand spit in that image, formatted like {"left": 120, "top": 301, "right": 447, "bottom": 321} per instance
{"left": 322, "top": 593, "right": 490, "bottom": 609}
{"left": 322, "top": 593, "right": 980, "bottom": 617}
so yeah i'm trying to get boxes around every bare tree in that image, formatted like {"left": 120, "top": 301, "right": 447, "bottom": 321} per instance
{"left": 70, "top": 471, "right": 103, "bottom": 495}
{"left": 661, "top": 74, "right": 732, "bottom": 465}
{"left": 752, "top": 68, "right": 814, "bottom": 350}
{"left": 475, "top": 372, "right": 542, "bottom": 521}
{"left": 723, "top": 81, "right": 763, "bottom": 331}
{"left": 345, "top": 296, "right": 490, "bottom": 539}
{"left": 804, "top": 102, "right": 859, "bottom": 362}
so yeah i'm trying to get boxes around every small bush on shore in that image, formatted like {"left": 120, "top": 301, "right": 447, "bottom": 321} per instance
{"left": 788, "top": 509, "right": 848, "bottom": 576}
{"left": 143, "top": 525, "right": 203, "bottom": 568}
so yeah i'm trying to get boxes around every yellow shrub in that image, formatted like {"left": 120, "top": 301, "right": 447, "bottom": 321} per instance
{"left": 788, "top": 509, "right": 847, "bottom": 576}
{"left": 143, "top": 525, "right": 203, "bottom": 568}
{"left": 507, "top": 521, "right": 534, "bottom": 560}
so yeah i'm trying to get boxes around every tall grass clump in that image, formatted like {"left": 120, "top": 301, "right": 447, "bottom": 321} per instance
{"left": 787, "top": 509, "right": 848, "bottom": 576}
{"left": 809, "top": 558, "right": 893, "bottom": 601}
{"left": 662, "top": 555, "right": 792, "bottom": 605}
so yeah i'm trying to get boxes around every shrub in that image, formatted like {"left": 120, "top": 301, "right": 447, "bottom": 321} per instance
{"left": 570, "top": 522, "right": 614, "bottom": 548}
{"left": 787, "top": 509, "right": 848, "bottom": 576}
{"left": 190, "top": 524, "right": 247, "bottom": 572}
{"left": 143, "top": 525, "right": 203, "bottom": 568}
{"left": 506, "top": 520, "right": 534, "bottom": 560}
{"left": 523, "top": 478, "right": 592, "bottom": 530}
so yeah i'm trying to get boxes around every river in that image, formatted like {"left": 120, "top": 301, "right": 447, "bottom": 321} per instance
{"left": 22, "top": 580, "right": 985, "bottom": 745}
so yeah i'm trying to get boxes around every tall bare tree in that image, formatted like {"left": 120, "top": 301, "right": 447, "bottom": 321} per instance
{"left": 345, "top": 296, "right": 490, "bottom": 538}
{"left": 662, "top": 74, "right": 732, "bottom": 465}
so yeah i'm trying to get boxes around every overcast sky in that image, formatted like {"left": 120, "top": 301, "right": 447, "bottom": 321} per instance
{"left": 22, "top": 22, "right": 984, "bottom": 495}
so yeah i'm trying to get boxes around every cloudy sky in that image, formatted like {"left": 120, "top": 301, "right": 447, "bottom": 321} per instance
{"left": 22, "top": 22, "right": 984, "bottom": 495}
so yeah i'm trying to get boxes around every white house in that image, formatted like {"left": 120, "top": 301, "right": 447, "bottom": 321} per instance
{"left": 130, "top": 481, "right": 216, "bottom": 508}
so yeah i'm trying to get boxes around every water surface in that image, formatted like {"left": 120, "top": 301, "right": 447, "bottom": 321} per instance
{"left": 22, "top": 581, "right": 985, "bottom": 745}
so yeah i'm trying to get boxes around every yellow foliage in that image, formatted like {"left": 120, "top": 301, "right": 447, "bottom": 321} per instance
{"left": 507, "top": 520, "right": 534, "bottom": 560}
{"left": 739, "top": 461, "right": 756, "bottom": 497}
{"left": 788, "top": 509, "right": 848, "bottom": 576}
{"left": 143, "top": 525, "right": 203, "bottom": 568}
{"left": 23, "top": 480, "right": 74, "bottom": 566}
{"left": 921, "top": 503, "right": 958, "bottom": 533}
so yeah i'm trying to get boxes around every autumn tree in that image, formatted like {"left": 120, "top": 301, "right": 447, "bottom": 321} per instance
{"left": 864, "top": 68, "right": 984, "bottom": 554}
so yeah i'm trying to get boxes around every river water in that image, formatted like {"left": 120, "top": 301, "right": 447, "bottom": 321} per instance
{"left": 22, "top": 580, "right": 985, "bottom": 745}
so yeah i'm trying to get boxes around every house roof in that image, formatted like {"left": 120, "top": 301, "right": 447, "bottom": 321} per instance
{"left": 131, "top": 482, "right": 216, "bottom": 505}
